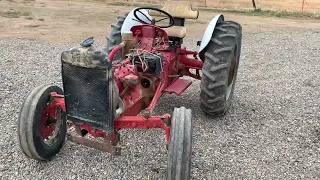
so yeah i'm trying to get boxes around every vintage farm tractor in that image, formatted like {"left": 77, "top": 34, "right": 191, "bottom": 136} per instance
{"left": 17, "top": 1, "right": 242, "bottom": 179}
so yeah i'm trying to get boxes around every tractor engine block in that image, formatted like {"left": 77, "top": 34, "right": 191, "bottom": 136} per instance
{"left": 113, "top": 61, "right": 156, "bottom": 116}
{"left": 129, "top": 51, "right": 163, "bottom": 76}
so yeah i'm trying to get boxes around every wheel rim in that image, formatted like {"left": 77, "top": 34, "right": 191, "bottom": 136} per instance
{"left": 39, "top": 100, "right": 63, "bottom": 146}
{"left": 226, "top": 45, "right": 238, "bottom": 100}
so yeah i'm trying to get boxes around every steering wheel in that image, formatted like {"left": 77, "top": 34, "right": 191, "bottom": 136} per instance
{"left": 133, "top": 7, "right": 174, "bottom": 28}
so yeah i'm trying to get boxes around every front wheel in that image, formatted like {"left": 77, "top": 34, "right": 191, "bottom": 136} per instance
{"left": 17, "top": 84, "right": 67, "bottom": 161}
{"left": 200, "top": 21, "right": 242, "bottom": 117}
{"left": 167, "top": 107, "right": 193, "bottom": 180}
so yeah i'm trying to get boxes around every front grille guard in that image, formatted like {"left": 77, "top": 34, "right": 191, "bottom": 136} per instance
{"left": 61, "top": 51, "right": 115, "bottom": 133}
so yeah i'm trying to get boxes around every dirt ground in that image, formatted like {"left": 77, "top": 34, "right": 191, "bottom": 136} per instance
{"left": 131, "top": 0, "right": 320, "bottom": 13}
{"left": 0, "top": 0, "right": 319, "bottom": 44}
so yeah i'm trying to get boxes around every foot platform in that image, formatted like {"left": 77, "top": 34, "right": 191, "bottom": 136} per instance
{"left": 164, "top": 78, "right": 192, "bottom": 96}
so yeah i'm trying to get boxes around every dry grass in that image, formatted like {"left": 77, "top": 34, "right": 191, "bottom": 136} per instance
{"left": 0, "top": 10, "right": 31, "bottom": 18}
{"left": 198, "top": 7, "right": 320, "bottom": 19}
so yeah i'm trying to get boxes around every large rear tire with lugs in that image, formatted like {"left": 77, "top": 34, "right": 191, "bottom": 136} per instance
{"left": 104, "top": 12, "right": 129, "bottom": 62}
{"left": 200, "top": 21, "right": 242, "bottom": 117}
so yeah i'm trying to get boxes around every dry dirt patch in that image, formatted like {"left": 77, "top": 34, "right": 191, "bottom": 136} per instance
{"left": 0, "top": 0, "right": 319, "bottom": 44}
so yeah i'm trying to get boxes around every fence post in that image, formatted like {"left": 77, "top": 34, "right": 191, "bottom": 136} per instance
{"left": 252, "top": 0, "right": 256, "bottom": 9}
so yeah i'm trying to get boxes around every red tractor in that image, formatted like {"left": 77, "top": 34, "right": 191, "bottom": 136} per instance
{"left": 17, "top": 1, "right": 242, "bottom": 179}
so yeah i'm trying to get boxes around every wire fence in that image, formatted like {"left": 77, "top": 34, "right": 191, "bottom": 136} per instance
{"left": 202, "top": 0, "right": 320, "bottom": 13}
{"left": 250, "top": 0, "right": 316, "bottom": 12}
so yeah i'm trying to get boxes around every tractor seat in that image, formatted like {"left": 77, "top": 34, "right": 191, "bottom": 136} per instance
{"left": 148, "top": 1, "right": 199, "bottom": 19}
{"left": 164, "top": 26, "right": 187, "bottom": 38}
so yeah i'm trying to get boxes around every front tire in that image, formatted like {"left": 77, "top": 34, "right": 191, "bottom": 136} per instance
{"left": 200, "top": 21, "right": 242, "bottom": 117}
{"left": 167, "top": 107, "right": 193, "bottom": 180}
{"left": 17, "top": 84, "right": 67, "bottom": 161}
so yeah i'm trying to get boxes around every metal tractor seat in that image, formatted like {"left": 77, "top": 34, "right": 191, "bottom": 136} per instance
{"left": 149, "top": 1, "right": 199, "bottom": 20}
{"left": 149, "top": 1, "right": 199, "bottom": 38}
{"left": 164, "top": 26, "right": 187, "bottom": 38}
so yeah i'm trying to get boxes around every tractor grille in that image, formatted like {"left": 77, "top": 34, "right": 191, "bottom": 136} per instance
{"left": 61, "top": 59, "right": 115, "bottom": 133}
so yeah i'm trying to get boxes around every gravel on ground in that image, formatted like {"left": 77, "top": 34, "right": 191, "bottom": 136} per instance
{"left": 0, "top": 29, "right": 320, "bottom": 179}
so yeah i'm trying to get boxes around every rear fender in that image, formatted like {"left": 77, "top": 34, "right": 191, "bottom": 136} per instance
{"left": 198, "top": 14, "right": 224, "bottom": 54}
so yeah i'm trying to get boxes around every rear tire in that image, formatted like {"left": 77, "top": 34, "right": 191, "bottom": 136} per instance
{"left": 167, "top": 107, "right": 193, "bottom": 180}
{"left": 200, "top": 21, "right": 242, "bottom": 117}
{"left": 18, "top": 84, "right": 67, "bottom": 161}
{"left": 104, "top": 12, "right": 129, "bottom": 61}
